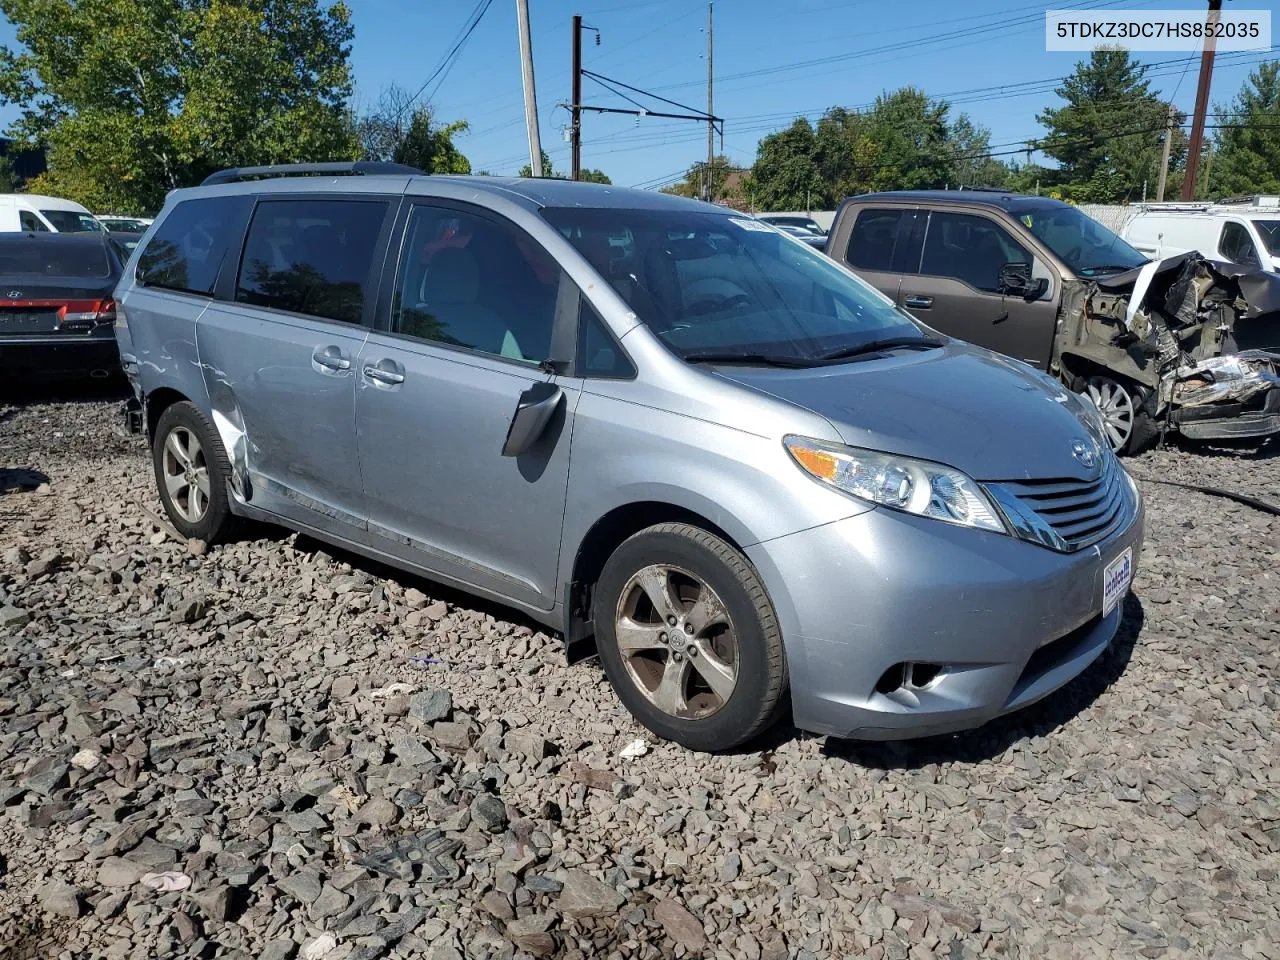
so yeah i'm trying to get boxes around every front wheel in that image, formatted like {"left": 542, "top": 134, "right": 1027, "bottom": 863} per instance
{"left": 1080, "top": 375, "right": 1158, "bottom": 455}
{"left": 593, "top": 523, "right": 788, "bottom": 752}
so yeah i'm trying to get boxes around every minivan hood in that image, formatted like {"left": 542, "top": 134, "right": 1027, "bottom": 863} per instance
{"left": 710, "top": 342, "right": 1101, "bottom": 481}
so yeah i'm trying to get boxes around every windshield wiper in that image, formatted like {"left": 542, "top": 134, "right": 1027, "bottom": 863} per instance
{"left": 1080, "top": 264, "right": 1143, "bottom": 275}
{"left": 682, "top": 350, "right": 813, "bottom": 368}
{"left": 814, "top": 336, "right": 943, "bottom": 362}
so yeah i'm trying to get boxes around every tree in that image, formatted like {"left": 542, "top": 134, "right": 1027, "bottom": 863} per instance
{"left": 948, "top": 115, "right": 1011, "bottom": 189}
{"left": 1034, "top": 49, "right": 1184, "bottom": 203}
{"left": 660, "top": 155, "right": 739, "bottom": 200}
{"left": 518, "top": 150, "right": 609, "bottom": 182}
{"left": 749, "top": 118, "right": 822, "bottom": 210}
{"left": 0, "top": 0, "right": 360, "bottom": 213}
{"left": 1210, "top": 60, "right": 1280, "bottom": 197}
{"left": 356, "top": 85, "right": 471, "bottom": 174}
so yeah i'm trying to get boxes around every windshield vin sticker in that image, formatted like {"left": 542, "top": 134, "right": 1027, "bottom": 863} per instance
{"left": 730, "top": 217, "right": 774, "bottom": 232}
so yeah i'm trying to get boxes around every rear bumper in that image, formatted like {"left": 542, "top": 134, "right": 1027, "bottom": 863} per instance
{"left": 0, "top": 331, "right": 120, "bottom": 378}
{"left": 746, "top": 488, "right": 1144, "bottom": 741}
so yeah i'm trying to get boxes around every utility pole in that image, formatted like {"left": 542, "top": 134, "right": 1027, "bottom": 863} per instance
{"left": 1200, "top": 140, "right": 1214, "bottom": 199}
{"left": 516, "top": 0, "right": 543, "bottom": 177}
{"left": 705, "top": 2, "right": 714, "bottom": 202}
{"left": 571, "top": 15, "right": 582, "bottom": 181}
{"left": 1156, "top": 103, "right": 1175, "bottom": 202}
{"left": 1181, "top": 0, "right": 1222, "bottom": 201}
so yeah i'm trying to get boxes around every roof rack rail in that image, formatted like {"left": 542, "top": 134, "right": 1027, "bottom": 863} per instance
{"left": 200, "top": 161, "right": 425, "bottom": 187}
{"left": 957, "top": 185, "right": 1011, "bottom": 193}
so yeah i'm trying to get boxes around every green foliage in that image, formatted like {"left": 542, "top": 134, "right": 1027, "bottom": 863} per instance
{"left": 357, "top": 84, "right": 471, "bottom": 174}
{"left": 1210, "top": 61, "right": 1280, "bottom": 197}
{"left": 0, "top": 0, "right": 360, "bottom": 213}
{"left": 518, "top": 150, "right": 609, "bottom": 182}
{"left": 745, "top": 89, "right": 1010, "bottom": 210}
{"left": 1034, "top": 49, "right": 1183, "bottom": 203}
{"left": 0, "top": 151, "right": 17, "bottom": 192}
{"left": 660, "top": 155, "right": 740, "bottom": 200}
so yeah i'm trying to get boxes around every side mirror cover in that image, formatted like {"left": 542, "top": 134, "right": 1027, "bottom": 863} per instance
{"left": 501, "top": 381, "right": 564, "bottom": 458}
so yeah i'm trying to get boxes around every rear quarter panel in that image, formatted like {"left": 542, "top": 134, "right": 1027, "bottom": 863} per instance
{"left": 116, "top": 275, "right": 212, "bottom": 411}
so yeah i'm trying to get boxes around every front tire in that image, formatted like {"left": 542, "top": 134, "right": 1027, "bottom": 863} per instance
{"left": 593, "top": 523, "right": 788, "bottom": 752}
{"left": 152, "top": 402, "right": 236, "bottom": 543}
{"left": 1081, "top": 375, "right": 1158, "bottom": 455}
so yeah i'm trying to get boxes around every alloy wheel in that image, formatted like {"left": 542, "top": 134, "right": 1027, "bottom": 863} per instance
{"left": 1084, "top": 375, "right": 1135, "bottom": 453}
{"left": 613, "top": 564, "right": 739, "bottom": 720}
{"left": 161, "top": 426, "right": 211, "bottom": 523}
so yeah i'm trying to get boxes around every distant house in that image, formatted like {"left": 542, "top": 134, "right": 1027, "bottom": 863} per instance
{"left": 0, "top": 138, "right": 48, "bottom": 185}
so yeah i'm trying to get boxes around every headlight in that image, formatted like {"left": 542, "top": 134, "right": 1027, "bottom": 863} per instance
{"left": 784, "top": 436, "right": 1007, "bottom": 533}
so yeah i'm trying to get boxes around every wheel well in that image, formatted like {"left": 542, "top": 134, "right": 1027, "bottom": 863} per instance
{"left": 145, "top": 387, "right": 189, "bottom": 442}
{"left": 564, "top": 502, "right": 741, "bottom": 663}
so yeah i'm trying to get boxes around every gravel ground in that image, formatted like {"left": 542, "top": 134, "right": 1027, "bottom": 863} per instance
{"left": 1, "top": 393, "right": 1278, "bottom": 960}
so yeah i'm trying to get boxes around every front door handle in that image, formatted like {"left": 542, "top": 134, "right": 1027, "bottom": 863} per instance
{"left": 312, "top": 345, "right": 351, "bottom": 372}
{"left": 904, "top": 295, "right": 933, "bottom": 309}
{"left": 363, "top": 360, "right": 405, "bottom": 385}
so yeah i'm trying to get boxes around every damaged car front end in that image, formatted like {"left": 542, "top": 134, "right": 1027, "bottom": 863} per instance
{"left": 1054, "top": 251, "right": 1280, "bottom": 450}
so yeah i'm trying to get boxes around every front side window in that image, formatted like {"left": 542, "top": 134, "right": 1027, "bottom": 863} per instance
{"left": 921, "top": 212, "right": 1030, "bottom": 294}
{"left": 390, "top": 204, "right": 560, "bottom": 363}
{"left": 544, "top": 207, "right": 925, "bottom": 365}
{"left": 846, "top": 209, "right": 904, "bottom": 272}
{"left": 40, "top": 210, "right": 104, "bottom": 233}
{"left": 1220, "top": 221, "right": 1261, "bottom": 267}
{"left": 1252, "top": 219, "right": 1280, "bottom": 256}
{"left": 1012, "top": 202, "right": 1147, "bottom": 277}
{"left": 236, "top": 199, "right": 387, "bottom": 324}
{"left": 138, "top": 195, "right": 252, "bottom": 296}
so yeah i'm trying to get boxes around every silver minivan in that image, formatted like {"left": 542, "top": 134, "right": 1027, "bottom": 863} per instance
{"left": 115, "top": 163, "right": 1144, "bottom": 752}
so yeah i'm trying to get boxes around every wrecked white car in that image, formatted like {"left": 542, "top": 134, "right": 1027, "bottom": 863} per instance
{"left": 828, "top": 191, "right": 1280, "bottom": 453}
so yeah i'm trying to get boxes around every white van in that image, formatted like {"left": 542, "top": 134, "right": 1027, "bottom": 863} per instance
{"left": 1121, "top": 196, "right": 1280, "bottom": 272}
{"left": 0, "top": 194, "right": 107, "bottom": 234}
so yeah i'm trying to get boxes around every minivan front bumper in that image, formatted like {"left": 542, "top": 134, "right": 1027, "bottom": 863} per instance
{"left": 746, "top": 489, "right": 1144, "bottom": 740}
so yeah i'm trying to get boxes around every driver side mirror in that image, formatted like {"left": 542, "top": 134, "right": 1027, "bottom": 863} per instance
{"left": 998, "top": 262, "right": 1048, "bottom": 301}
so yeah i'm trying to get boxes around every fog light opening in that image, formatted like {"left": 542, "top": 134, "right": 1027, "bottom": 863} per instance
{"left": 875, "top": 663, "right": 908, "bottom": 695}
{"left": 908, "top": 662, "right": 941, "bottom": 688}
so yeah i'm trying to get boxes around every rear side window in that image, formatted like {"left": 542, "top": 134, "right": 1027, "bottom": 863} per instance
{"left": 236, "top": 198, "right": 388, "bottom": 325}
{"left": 138, "top": 195, "right": 252, "bottom": 296}
{"left": 846, "top": 209, "right": 904, "bottom": 271}
{"left": 19, "top": 211, "right": 48, "bottom": 232}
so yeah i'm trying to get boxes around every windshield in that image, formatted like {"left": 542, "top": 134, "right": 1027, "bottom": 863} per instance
{"left": 1253, "top": 219, "right": 1280, "bottom": 256}
{"left": 1011, "top": 203, "right": 1147, "bottom": 277}
{"left": 41, "top": 210, "right": 106, "bottom": 233}
{"left": 542, "top": 207, "right": 926, "bottom": 365}
{"left": 0, "top": 240, "right": 111, "bottom": 277}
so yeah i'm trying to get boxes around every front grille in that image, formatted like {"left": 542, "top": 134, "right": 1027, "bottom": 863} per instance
{"left": 985, "top": 453, "right": 1132, "bottom": 553}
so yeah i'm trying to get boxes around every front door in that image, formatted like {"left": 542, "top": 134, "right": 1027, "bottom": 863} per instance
{"left": 197, "top": 195, "right": 394, "bottom": 538}
{"left": 354, "top": 201, "right": 577, "bottom": 610}
{"left": 900, "top": 210, "right": 1058, "bottom": 369}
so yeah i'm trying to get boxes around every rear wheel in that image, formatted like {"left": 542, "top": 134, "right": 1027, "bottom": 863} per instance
{"left": 594, "top": 523, "right": 787, "bottom": 752}
{"left": 1081, "top": 375, "right": 1157, "bottom": 455}
{"left": 152, "top": 402, "right": 236, "bottom": 543}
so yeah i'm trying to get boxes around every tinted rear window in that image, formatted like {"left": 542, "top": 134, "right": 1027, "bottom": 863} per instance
{"left": 138, "top": 195, "right": 253, "bottom": 296}
{"left": 235, "top": 198, "right": 388, "bottom": 324}
{"left": 0, "top": 240, "right": 111, "bottom": 277}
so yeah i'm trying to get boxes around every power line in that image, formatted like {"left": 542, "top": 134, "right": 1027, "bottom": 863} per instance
{"left": 398, "top": 0, "right": 496, "bottom": 120}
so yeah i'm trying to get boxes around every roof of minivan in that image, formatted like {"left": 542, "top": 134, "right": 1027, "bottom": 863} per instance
{"left": 850, "top": 190, "right": 1066, "bottom": 211}
{"left": 177, "top": 173, "right": 720, "bottom": 214}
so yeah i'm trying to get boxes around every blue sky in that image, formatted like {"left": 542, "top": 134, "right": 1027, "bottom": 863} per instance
{"left": 0, "top": 0, "right": 1273, "bottom": 190}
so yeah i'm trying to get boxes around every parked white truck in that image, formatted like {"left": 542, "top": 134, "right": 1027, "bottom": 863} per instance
{"left": 1121, "top": 196, "right": 1280, "bottom": 272}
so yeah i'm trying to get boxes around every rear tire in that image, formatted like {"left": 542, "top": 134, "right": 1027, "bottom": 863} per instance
{"left": 593, "top": 523, "right": 788, "bottom": 752}
{"left": 152, "top": 401, "right": 236, "bottom": 543}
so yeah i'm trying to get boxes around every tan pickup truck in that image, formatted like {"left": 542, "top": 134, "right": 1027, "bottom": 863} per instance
{"left": 826, "top": 189, "right": 1280, "bottom": 453}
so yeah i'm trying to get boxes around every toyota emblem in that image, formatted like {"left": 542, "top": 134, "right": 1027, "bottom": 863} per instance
{"left": 1071, "top": 438, "right": 1098, "bottom": 470}
{"left": 6, "top": 290, "right": 21, "bottom": 299}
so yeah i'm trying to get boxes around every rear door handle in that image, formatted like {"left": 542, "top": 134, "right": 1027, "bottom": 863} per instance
{"left": 312, "top": 345, "right": 352, "bottom": 372}
{"left": 904, "top": 295, "right": 933, "bottom": 308}
{"left": 363, "top": 359, "right": 405, "bottom": 386}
